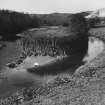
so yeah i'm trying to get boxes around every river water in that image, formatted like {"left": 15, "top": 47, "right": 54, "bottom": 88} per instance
{"left": 84, "top": 37, "right": 105, "bottom": 62}
{"left": 0, "top": 37, "right": 104, "bottom": 98}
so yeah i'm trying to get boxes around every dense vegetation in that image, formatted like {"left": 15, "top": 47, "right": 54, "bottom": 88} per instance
{"left": 17, "top": 13, "right": 89, "bottom": 57}
{"left": 0, "top": 10, "right": 40, "bottom": 40}
{"left": 68, "top": 13, "right": 89, "bottom": 33}
{"left": 37, "top": 12, "right": 90, "bottom": 26}
{"left": 0, "top": 9, "right": 91, "bottom": 41}
{"left": 37, "top": 13, "right": 70, "bottom": 26}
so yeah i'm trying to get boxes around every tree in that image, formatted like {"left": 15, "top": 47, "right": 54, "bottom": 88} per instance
{"left": 68, "top": 13, "right": 89, "bottom": 34}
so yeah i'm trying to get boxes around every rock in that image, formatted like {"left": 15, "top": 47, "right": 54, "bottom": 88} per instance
{"left": 6, "top": 62, "right": 17, "bottom": 68}
{"left": 16, "top": 59, "right": 23, "bottom": 65}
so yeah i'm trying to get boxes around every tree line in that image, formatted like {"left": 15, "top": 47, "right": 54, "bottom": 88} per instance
{"left": 0, "top": 9, "right": 40, "bottom": 40}
{"left": 0, "top": 9, "right": 90, "bottom": 41}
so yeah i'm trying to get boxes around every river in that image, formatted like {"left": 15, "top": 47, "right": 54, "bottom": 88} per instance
{"left": 0, "top": 37, "right": 104, "bottom": 98}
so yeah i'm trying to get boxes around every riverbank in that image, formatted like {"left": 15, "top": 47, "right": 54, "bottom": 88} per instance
{"left": 1, "top": 27, "right": 105, "bottom": 105}
{"left": 0, "top": 41, "right": 21, "bottom": 71}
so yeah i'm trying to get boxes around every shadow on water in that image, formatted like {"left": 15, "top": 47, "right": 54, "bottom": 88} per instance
{"left": 26, "top": 35, "right": 89, "bottom": 75}
{"left": 27, "top": 51, "right": 87, "bottom": 75}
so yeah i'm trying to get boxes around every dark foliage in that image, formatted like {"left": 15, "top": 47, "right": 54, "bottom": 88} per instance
{"left": 68, "top": 13, "right": 89, "bottom": 34}
{"left": 67, "top": 13, "right": 89, "bottom": 55}
{"left": 17, "top": 13, "right": 89, "bottom": 58}
{"left": 88, "top": 17, "right": 100, "bottom": 27}
{"left": 0, "top": 9, "right": 40, "bottom": 40}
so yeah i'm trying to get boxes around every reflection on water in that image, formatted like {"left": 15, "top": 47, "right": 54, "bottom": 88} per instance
{"left": 0, "top": 37, "right": 104, "bottom": 98}
{"left": 84, "top": 37, "right": 105, "bottom": 62}
{"left": 0, "top": 68, "right": 57, "bottom": 98}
